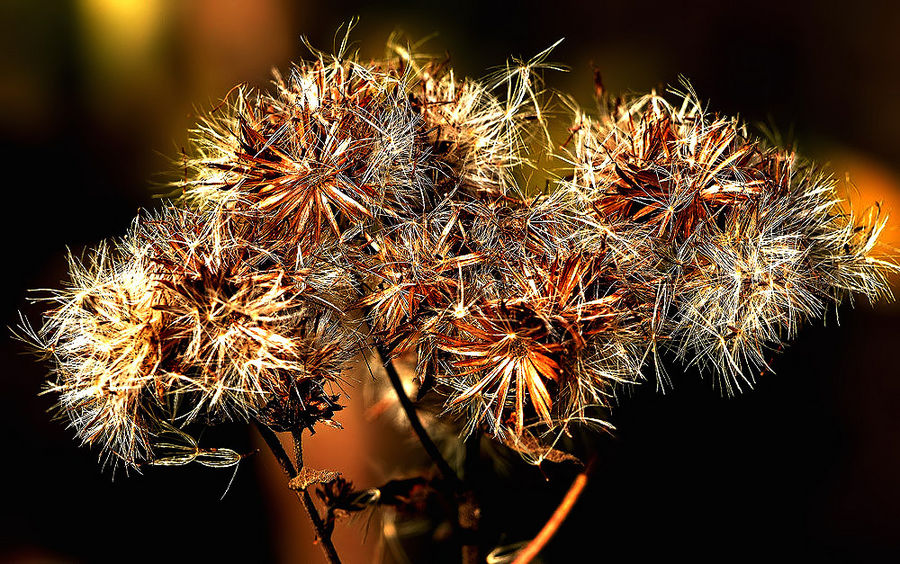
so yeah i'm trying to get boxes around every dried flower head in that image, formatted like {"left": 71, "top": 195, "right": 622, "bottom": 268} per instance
{"left": 560, "top": 85, "right": 895, "bottom": 393}
{"left": 21, "top": 206, "right": 358, "bottom": 467}
{"left": 18, "top": 238, "right": 164, "bottom": 465}
{"left": 138, "top": 206, "right": 357, "bottom": 425}
{"left": 180, "top": 38, "right": 431, "bottom": 245}
{"left": 20, "top": 30, "right": 897, "bottom": 471}
{"left": 434, "top": 252, "right": 643, "bottom": 439}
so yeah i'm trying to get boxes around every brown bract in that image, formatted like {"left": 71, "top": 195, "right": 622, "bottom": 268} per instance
{"left": 356, "top": 212, "right": 480, "bottom": 337}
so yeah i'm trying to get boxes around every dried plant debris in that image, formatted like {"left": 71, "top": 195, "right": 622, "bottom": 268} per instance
{"left": 18, "top": 31, "right": 895, "bottom": 469}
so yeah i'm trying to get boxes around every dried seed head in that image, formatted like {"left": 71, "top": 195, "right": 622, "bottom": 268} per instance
{"left": 139, "top": 206, "right": 358, "bottom": 425}
{"left": 435, "top": 253, "right": 643, "bottom": 439}
{"left": 21, "top": 30, "right": 897, "bottom": 469}
{"left": 21, "top": 206, "right": 358, "bottom": 467}
{"left": 20, "top": 238, "right": 163, "bottom": 466}
{"left": 180, "top": 48, "right": 432, "bottom": 245}
{"left": 560, "top": 84, "right": 896, "bottom": 393}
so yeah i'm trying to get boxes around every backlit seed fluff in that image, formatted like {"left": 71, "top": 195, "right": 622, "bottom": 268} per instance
{"left": 20, "top": 32, "right": 897, "bottom": 468}
{"left": 559, "top": 85, "right": 894, "bottom": 393}
{"left": 21, "top": 206, "right": 357, "bottom": 467}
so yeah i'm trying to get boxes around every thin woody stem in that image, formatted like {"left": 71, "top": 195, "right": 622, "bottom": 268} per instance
{"left": 255, "top": 422, "right": 294, "bottom": 475}
{"left": 291, "top": 428, "right": 304, "bottom": 468}
{"left": 376, "top": 346, "right": 462, "bottom": 489}
{"left": 511, "top": 458, "right": 595, "bottom": 564}
{"left": 254, "top": 422, "right": 342, "bottom": 564}
{"left": 376, "top": 347, "right": 481, "bottom": 562}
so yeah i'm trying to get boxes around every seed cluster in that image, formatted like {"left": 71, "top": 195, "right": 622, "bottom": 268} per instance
{"left": 20, "top": 34, "right": 894, "bottom": 467}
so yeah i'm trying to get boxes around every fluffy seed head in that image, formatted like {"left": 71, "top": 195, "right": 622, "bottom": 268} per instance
{"left": 559, "top": 85, "right": 895, "bottom": 393}
{"left": 21, "top": 206, "right": 358, "bottom": 467}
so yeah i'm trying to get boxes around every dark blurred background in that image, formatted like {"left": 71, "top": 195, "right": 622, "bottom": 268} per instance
{"left": 3, "top": 1, "right": 900, "bottom": 562}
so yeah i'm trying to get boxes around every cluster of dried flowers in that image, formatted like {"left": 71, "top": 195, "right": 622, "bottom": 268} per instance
{"left": 19, "top": 32, "right": 894, "bottom": 469}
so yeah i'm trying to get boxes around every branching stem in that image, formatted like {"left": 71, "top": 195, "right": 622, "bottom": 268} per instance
{"left": 254, "top": 422, "right": 342, "bottom": 564}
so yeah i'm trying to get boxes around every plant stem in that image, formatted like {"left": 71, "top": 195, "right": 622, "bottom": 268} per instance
{"left": 376, "top": 346, "right": 462, "bottom": 489}
{"left": 254, "top": 422, "right": 342, "bottom": 564}
{"left": 510, "top": 460, "right": 594, "bottom": 564}
{"left": 291, "top": 428, "right": 305, "bottom": 468}
{"left": 376, "top": 348, "right": 484, "bottom": 561}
